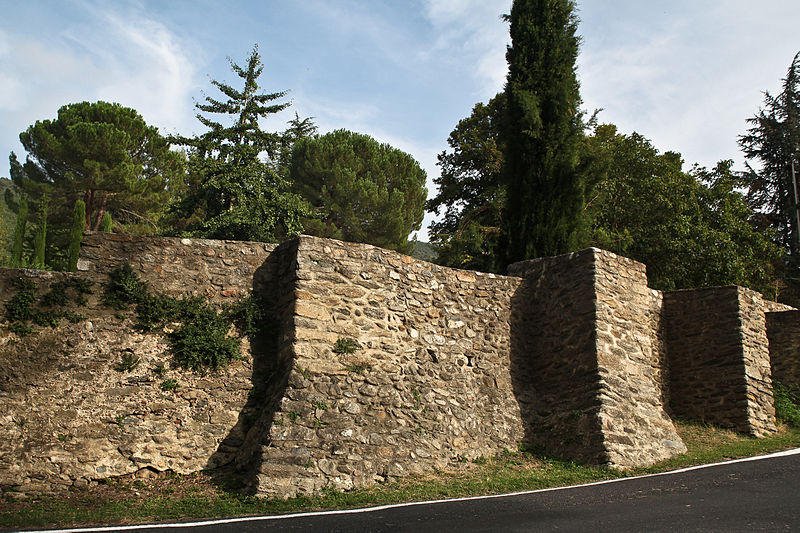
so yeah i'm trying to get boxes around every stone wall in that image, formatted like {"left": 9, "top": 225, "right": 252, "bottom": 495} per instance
{"left": 766, "top": 310, "right": 800, "bottom": 387}
{"left": 78, "top": 232, "right": 276, "bottom": 304}
{"left": 0, "top": 268, "right": 258, "bottom": 494}
{"left": 663, "top": 286, "right": 776, "bottom": 436}
{"left": 592, "top": 249, "right": 686, "bottom": 466}
{"left": 508, "top": 250, "right": 607, "bottom": 464}
{"left": 509, "top": 249, "right": 684, "bottom": 467}
{"left": 1, "top": 232, "right": 793, "bottom": 497}
{"left": 242, "top": 236, "right": 527, "bottom": 498}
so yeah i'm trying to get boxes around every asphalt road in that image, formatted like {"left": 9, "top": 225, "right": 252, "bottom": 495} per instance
{"left": 45, "top": 449, "right": 800, "bottom": 533}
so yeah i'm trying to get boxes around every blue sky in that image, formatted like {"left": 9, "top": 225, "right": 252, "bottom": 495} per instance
{"left": 1, "top": 0, "right": 799, "bottom": 238}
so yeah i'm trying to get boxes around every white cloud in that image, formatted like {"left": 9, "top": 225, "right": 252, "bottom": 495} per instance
{"left": 577, "top": 1, "right": 800, "bottom": 170}
{"left": 421, "top": 0, "right": 511, "bottom": 98}
{"left": 58, "top": 4, "right": 200, "bottom": 136}
{"left": 0, "top": 1, "right": 201, "bottom": 171}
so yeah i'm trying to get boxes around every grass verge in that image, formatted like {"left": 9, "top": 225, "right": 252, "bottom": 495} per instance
{"left": 2, "top": 421, "right": 800, "bottom": 530}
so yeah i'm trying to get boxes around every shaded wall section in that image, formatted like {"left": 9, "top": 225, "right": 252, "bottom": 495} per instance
{"left": 663, "top": 287, "right": 775, "bottom": 436}
{"left": 766, "top": 310, "right": 800, "bottom": 387}
{"left": 510, "top": 248, "right": 685, "bottom": 467}
{"left": 508, "top": 249, "right": 607, "bottom": 464}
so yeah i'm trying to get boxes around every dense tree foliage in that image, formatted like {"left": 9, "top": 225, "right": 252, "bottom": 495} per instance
{"left": 501, "top": 0, "right": 590, "bottom": 264}
{"left": 169, "top": 46, "right": 309, "bottom": 242}
{"left": 13, "top": 101, "right": 184, "bottom": 233}
{"left": 277, "top": 112, "right": 318, "bottom": 178}
{"left": 290, "top": 129, "right": 427, "bottom": 253}
{"left": 427, "top": 102, "right": 780, "bottom": 293}
{"left": 427, "top": 95, "right": 506, "bottom": 271}
{"left": 587, "top": 125, "right": 780, "bottom": 293}
{"left": 740, "top": 52, "right": 800, "bottom": 257}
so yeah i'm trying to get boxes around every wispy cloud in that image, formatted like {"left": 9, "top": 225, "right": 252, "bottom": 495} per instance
{"left": 0, "top": 0, "right": 201, "bottom": 170}
{"left": 59, "top": 2, "right": 200, "bottom": 136}
{"left": 577, "top": 1, "right": 800, "bottom": 169}
{"left": 421, "top": 0, "right": 511, "bottom": 98}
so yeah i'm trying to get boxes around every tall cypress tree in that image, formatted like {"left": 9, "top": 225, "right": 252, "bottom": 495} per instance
{"left": 32, "top": 195, "right": 49, "bottom": 268}
{"left": 10, "top": 196, "right": 28, "bottom": 267}
{"left": 67, "top": 199, "right": 86, "bottom": 272}
{"left": 501, "top": 0, "right": 588, "bottom": 263}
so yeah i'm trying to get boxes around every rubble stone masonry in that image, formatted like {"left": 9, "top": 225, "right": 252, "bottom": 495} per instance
{"left": 766, "top": 310, "right": 800, "bottom": 387}
{"left": 0, "top": 233, "right": 792, "bottom": 497}
{"left": 663, "top": 287, "right": 776, "bottom": 436}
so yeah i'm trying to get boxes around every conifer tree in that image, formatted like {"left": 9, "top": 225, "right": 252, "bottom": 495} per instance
{"left": 10, "top": 195, "right": 27, "bottom": 267}
{"left": 501, "top": 0, "right": 588, "bottom": 263}
{"left": 67, "top": 199, "right": 85, "bottom": 272}
{"left": 169, "top": 45, "right": 309, "bottom": 242}
{"left": 15, "top": 102, "right": 183, "bottom": 232}
{"left": 740, "top": 52, "right": 800, "bottom": 257}
{"left": 277, "top": 112, "right": 318, "bottom": 178}
{"left": 290, "top": 129, "right": 427, "bottom": 253}
{"left": 32, "top": 195, "right": 49, "bottom": 268}
{"left": 100, "top": 212, "right": 113, "bottom": 232}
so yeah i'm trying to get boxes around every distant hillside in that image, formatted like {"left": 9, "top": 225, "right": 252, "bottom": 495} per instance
{"left": 411, "top": 240, "right": 438, "bottom": 263}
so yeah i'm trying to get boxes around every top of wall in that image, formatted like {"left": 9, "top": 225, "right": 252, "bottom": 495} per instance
{"left": 77, "top": 232, "right": 277, "bottom": 304}
{"left": 508, "top": 247, "right": 649, "bottom": 282}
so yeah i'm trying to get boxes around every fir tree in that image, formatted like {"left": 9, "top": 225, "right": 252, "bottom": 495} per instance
{"left": 501, "top": 0, "right": 589, "bottom": 264}
{"left": 740, "top": 52, "right": 800, "bottom": 257}
{"left": 169, "top": 45, "right": 309, "bottom": 242}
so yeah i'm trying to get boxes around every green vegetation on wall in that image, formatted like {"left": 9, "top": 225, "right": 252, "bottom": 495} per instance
{"left": 103, "top": 264, "right": 266, "bottom": 373}
{"left": 3, "top": 277, "right": 92, "bottom": 336}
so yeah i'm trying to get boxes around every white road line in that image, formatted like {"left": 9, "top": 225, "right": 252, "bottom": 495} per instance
{"left": 35, "top": 447, "right": 800, "bottom": 533}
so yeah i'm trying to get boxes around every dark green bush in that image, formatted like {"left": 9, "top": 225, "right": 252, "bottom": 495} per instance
{"left": 32, "top": 309, "right": 63, "bottom": 327}
{"left": 168, "top": 307, "right": 239, "bottom": 372}
{"left": 4, "top": 277, "right": 91, "bottom": 332}
{"left": 101, "top": 264, "right": 256, "bottom": 373}
{"left": 224, "top": 293, "right": 267, "bottom": 338}
{"left": 135, "top": 294, "right": 184, "bottom": 331}
{"left": 4, "top": 278, "right": 37, "bottom": 322}
{"left": 103, "top": 264, "right": 147, "bottom": 309}
{"left": 774, "top": 382, "right": 800, "bottom": 428}
{"left": 40, "top": 278, "right": 93, "bottom": 308}
{"left": 7, "top": 322, "right": 33, "bottom": 337}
